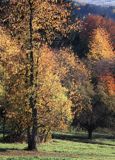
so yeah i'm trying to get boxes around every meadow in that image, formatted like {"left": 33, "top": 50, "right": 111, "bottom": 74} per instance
{"left": 0, "top": 132, "right": 114, "bottom": 160}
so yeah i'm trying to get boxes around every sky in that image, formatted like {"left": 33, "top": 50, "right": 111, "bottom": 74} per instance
{"left": 74, "top": 0, "right": 115, "bottom": 6}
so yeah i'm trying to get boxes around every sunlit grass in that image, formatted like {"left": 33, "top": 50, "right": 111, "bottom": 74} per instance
{"left": 0, "top": 132, "right": 114, "bottom": 160}
{"left": 0, "top": 142, "right": 26, "bottom": 150}
{"left": 39, "top": 139, "right": 115, "bottom": 159}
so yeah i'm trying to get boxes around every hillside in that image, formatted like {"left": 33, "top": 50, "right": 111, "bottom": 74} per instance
{"left": 73, "top": 1, "right": 115, "bottom": 19}
{"left": 74, "top": 0, "right": 115, "bottom": 6}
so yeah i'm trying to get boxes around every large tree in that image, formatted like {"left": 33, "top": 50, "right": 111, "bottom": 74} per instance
{"left": 0, "top": 0, "right": 76, "bottom": 150}
{"left": 72, "top": 27, "right": 115, "bottom": 139}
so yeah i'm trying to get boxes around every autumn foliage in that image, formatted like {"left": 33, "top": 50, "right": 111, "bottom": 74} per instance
{"left": 0, "top": 0, "right": 115, "bottom": 149}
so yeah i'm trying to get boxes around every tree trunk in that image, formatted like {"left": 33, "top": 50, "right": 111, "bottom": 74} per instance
{"left": 27, "top": 128, "right": 32, "bottom": 150}
{"left": 27, "top": 0, "right": 38, "bottom": 151}
{"left": 88, "top": 129, "right": 93, "bottom": 139}
{"left": 2, "top": 116, "right": 6, "bottom": 140}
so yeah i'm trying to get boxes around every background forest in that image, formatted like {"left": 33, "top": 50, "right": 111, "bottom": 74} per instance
{"left": 0, "top": 0, "right": 115, "bottom": 154}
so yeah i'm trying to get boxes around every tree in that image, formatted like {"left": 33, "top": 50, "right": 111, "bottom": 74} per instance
{"left": 88, "top": 28, "right": 115, "bottom": 138}
{"left": 72, "top": 27, "right": 115, "bottom": 139}
{"left": 78, "top": 27, "right": 115, "bottom": 139}
{"left": 72, "top": 81, "right": 115, "bottom": 139}
{"left": 72, "top": 71, "right": 115, "bottom": 139}
{"left": 82, "top": 15, "right": 115, "bottom": 50}
{"left": 88, "top": 28, "right": 114, "bottom": 61}
{"left": 36, "top": 46, "right": 72, "bottom": 142}
{"left": 4, "top": 45, "right": 72, "bottom": 143}
{"left": 0, "top": 0, "right": 75, "bottom": 150}
{"left": 55, "top": 49, "right": 95, "bottom": 138}
{"left": 0, "top": 26, "right": 26, "bottom": 141}
{"left": 73, "top": 15, "right": 115, "bottom": 57}
{"left": 71, "top": 77, "right": 96, "bottom": 139}
{"left": 88, "top": 27, "right": 115, "bottom": 99}
{"left": 0, "top": 28, "right": 72, "bottom": 144}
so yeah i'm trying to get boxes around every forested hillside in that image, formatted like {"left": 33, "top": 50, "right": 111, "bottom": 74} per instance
{"left": 74, "top": 0, "right": 115, "bottom": 6}
{"left": 73, "top": 1, "right": 115, "bottom": 19}
{"left": 0, "top": 0, "right": 115, "bottom": 153}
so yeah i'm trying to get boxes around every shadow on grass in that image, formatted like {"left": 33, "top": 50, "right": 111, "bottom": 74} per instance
{"left": 0, "top": 137, "right": 25, "bottom": 152}
{"left": 0, "top": 147, "right": 23, "bottom": 152}
{"left": 52, "top": 132, "right": 115, "bottom": 146}
{"left": 0, "top": 148, "right": 7, "bottom": 152}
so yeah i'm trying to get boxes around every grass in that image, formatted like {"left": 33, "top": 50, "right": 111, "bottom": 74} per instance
{"left": 40, "top": 139, "right": 115, "bottom": 159}
{"left": 0, "top": 132, "right": 114, "bottom": 160}
{"left": 0, "top": 158, "right": 75, "bottom": 160}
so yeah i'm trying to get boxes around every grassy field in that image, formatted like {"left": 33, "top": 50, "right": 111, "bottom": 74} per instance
{"left": 0, "top": 132, "right": 114, "bottom": 160}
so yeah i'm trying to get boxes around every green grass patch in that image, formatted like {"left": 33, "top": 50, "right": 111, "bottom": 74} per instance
{"left": 0, "top": 132, "right": 114, "bottom": 160}
{"left": 0, "top": 158, "right": 76, "bottom": 160}
{"left": 39, "top": 139, "right": 115, "bottom": 159}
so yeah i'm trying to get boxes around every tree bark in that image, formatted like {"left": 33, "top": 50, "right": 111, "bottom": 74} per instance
{"left": 88, "top": 129, "right": 93, "bottom": 139}
{"left": 3, "top": 116, "right": 6, "bottom": 140}
{"left": 27, "top": 0, "right": 38, "bottom": 151}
